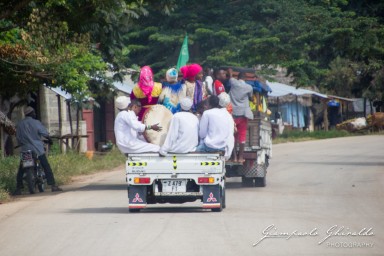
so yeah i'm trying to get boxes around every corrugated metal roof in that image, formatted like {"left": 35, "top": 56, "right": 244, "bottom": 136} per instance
{"left": 113, "top": 77, "right": 134, "bottom": 94}
{"left": 328, "top": 95, "right": 356, "bottom": 102}
{"left": 267, "top": 81, "right": 327, "bottom": 99}
{"left": 48, "top": 86, "right": 72, "bottom": 100}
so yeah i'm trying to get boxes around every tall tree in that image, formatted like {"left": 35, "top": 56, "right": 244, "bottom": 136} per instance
{"left": 122, "top": 0, "right": 384, "bottom": 100}
{"left": 0, "top": 0, "right": 176, "bottom": 101}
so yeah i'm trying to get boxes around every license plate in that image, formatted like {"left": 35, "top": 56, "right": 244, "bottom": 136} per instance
{"left": 22, "top": 160, "right": 34, "bottom": 168}
{"left": 162, "top": 180, "right": 187, "bottom": 193}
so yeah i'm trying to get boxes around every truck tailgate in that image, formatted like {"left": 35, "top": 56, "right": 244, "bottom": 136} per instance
{"left": 126, "top": 153, "right": 224, "bottom": 174}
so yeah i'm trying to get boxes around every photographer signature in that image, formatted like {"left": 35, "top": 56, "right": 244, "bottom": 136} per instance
{"left": 253, "top": 224, "right": 374, "bottom": 247}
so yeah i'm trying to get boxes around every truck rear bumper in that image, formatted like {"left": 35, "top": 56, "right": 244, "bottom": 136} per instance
{"left": 127, "top": 184, "right": 223, "bottom": 210}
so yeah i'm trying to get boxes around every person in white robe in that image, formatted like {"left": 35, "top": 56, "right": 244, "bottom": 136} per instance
{"left": 196, "top": 95, "right": 232, "bottom": 153}
{"left": 218, "top": 92, "right": 235, "bottom": 160}
{"left": 114, "top": 96, "right": 161, "bottom": 154}
{"left": 159, "top": 98, "right": 199, "bottom": 156}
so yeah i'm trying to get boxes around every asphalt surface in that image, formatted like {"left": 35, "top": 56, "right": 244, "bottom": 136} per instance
{"left": 0, "top": 135, "right": 383, "bottom": 256}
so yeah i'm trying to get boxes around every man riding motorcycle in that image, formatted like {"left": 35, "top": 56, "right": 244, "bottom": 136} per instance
{"left": 14, "top": 106, "right": 62, "bottom": 195}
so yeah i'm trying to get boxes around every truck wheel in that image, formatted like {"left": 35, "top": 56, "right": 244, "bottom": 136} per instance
{"left": 222, "top": 186, "right": 226, "bottom": 209}
{"left": 212, "top": 187, "right": 223, "bottom": 212}
{"left": 241, "top": 177, "right": 254, "bottom": 187}
{"left": 25, "top": 168, "right": 36, "bottom": 194}
{"left": 254, "top": 176, "right": 266, "bottom": 187}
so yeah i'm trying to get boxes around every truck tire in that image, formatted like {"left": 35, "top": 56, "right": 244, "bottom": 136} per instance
{"left": 212, "top": 187, "right": 223, "bottom": 212}
{"left": 222, "top": 186, "right": 226, "bottom": 209}
{"left": 25, "top": 168, "right": 36, "bottom": 194}
{"left": 254, "top": 176, "right": 266, "bottom": 187}
{"left": 241, "top": 177, "right": 254, "bottom": 187}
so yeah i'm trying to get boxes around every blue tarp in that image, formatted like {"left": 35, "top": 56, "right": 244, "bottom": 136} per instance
{"left": 266, "top": 81, "right": 327, "bottom": 128}
{"left": 245, "top": 80, "right": 272, "bottom": 93}
{"left": 279, "top": 102, "right": 307, "bottom": 128}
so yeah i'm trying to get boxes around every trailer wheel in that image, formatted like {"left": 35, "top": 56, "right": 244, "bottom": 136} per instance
{"left": 254, "top": 176, "right": 266, "bottom": 187}
{"left": 241, "top": 177, "right": 254, "bottom": 187}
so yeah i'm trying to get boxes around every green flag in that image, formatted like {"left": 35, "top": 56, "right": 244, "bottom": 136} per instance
{"left": 176, "top": 35, "right": 189, "bottom": 69}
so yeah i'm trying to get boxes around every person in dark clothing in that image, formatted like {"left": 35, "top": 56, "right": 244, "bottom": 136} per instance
{"left": 14, "top": 106, "right": 62, "bottom": 195}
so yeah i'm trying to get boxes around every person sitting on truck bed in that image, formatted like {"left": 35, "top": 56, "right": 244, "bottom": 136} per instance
{"left": 196, "top": 95, "right": 231, "bottom": 153}
{"left": 114, "top": 96, "right": 162, "bottom": 154}
{"left": 218, "top": 92, "right": 235, "bottom": 160}
{"left": 228, "top": 70, "right": 254, "bottom": 163}
{"left": 159, "top": 97, "right": 199, "bottom": 156}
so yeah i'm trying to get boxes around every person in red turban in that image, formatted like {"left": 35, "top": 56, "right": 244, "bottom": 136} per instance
{"left": 180, "top": 64, "right": 203, "bottom": 112}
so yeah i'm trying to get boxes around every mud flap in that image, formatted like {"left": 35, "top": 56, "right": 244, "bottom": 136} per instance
{"left": 128, "top": 185, "right": 147, "bottom": 209}
{"left": 202, "top": 185, "right": 221, "bottom": 209}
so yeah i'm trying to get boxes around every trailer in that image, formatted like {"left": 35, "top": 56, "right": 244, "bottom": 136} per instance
{"left": 224, "top": 66, "right": 272, "bottom": 187}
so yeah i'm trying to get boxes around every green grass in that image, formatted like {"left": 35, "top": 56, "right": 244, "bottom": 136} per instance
{"left": 0, "top": 155, "right": 19, "bottom": 203}
{"left": 273, "top": 130, "right": 352, "bottom": 144}
{"left": 0, "top": 148, "right": 126, "bottom": 203}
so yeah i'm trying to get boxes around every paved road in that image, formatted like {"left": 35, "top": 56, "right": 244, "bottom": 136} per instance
{"left": 0, "top": 135, "right": 383, "bottom": 256}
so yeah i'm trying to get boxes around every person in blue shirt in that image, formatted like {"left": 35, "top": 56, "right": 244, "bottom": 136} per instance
{"left": 14, "top": 107, "right": 62, "bottom": 195}
{"left": 159, "top": 68, "right": 187, "bottom": 114}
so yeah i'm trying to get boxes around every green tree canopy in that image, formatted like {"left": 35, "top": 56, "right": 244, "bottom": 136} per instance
{"left": 123, "top": 0, "right": 384, "bottom": 100}
{"left": 0, "top": 0, "right": 175, "bottom": 101}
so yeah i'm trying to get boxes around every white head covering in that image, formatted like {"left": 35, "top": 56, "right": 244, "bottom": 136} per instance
{"left": 115, "top": 96, "right": 130, "bottom": 110}
{"left": 179, "top": 97, "right": 193, "bottom": 111}
{"left": 218, "top": 92, "right": 230, "bottom": 107}
{"left": 24, "top": 106, "right": 35, "bottom": 115}
{"left": 166, "top": 68, "right": 178, "bottom": 82}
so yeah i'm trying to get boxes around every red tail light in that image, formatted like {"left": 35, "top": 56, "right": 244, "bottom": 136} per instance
{"left": 198, "top": 177, "right": 214, "bottom": 184}
{"left": 134, "top": 177, "right": 150, "bottom": 184}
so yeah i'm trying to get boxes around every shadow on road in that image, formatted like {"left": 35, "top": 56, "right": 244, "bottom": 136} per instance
{"left": 77, "top": 184, "right": 127, "bottom": 191}
{"left": 68, "top": 206, "right": 208, "bottom": 214}
{"left": 68, "top": 207, "right": 129, "bottom": 214}
{"left": 225, "top": 181, "right": 244, "bottom": 189}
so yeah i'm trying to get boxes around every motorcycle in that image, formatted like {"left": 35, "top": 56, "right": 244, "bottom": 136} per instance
{"left": 20, "top": 150, "right": 47, "bottom": 194}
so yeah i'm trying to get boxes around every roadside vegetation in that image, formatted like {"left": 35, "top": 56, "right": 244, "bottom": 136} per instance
{"left": 273, "top": 129, "right": 363, "bottom": 144}
{"left": 0, "top": 145, "right": 125, "bottom": 203}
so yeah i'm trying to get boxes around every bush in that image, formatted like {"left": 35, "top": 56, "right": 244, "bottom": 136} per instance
{"left": 0, "top": 155, "right": 19, "bottom": 202}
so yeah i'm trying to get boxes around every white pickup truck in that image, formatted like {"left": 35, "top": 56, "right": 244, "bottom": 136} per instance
{"left": 125, "top": 153, "right": 226, "bottom": 212}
